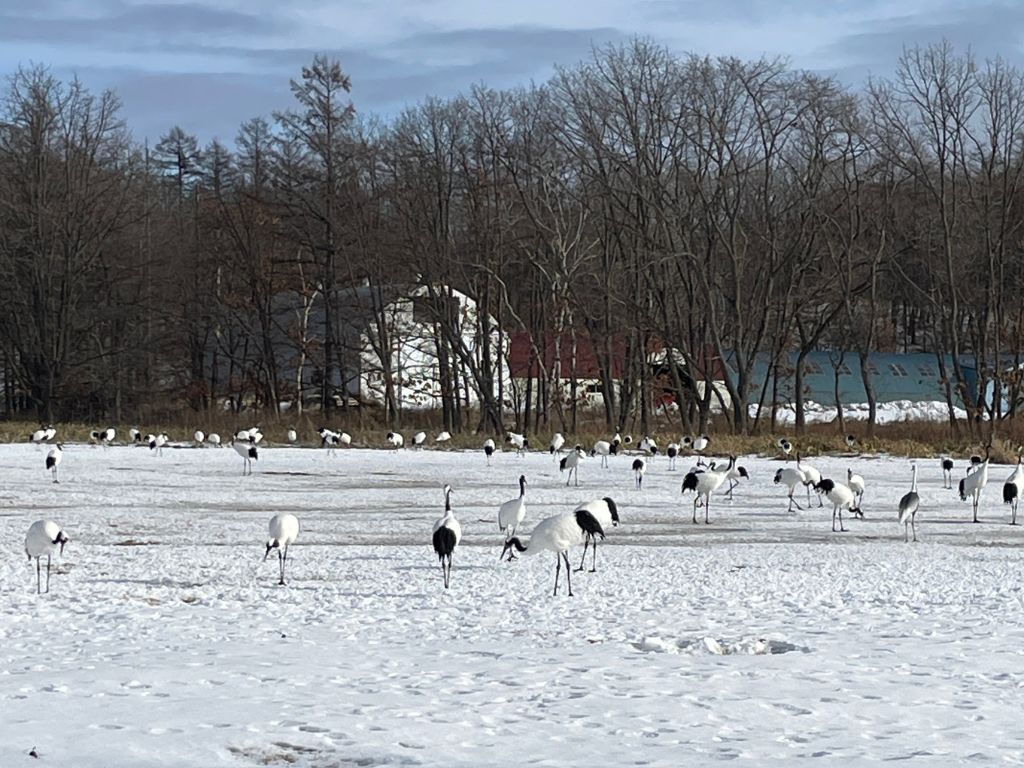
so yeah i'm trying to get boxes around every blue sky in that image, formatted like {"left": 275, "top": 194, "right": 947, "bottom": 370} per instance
{"left": 2, "top": 0, "right": 1022, "bottom": 144}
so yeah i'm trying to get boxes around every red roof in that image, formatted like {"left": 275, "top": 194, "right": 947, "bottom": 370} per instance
{"left": 509, "top": 332, "right": 726, "bottom": 382}
{"left": 508, "top": 332, "right": 626, "bottom": 379}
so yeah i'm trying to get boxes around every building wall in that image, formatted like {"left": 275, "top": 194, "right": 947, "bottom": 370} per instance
{"left": 743, "top": 351, "right": 977, "bottom": 407}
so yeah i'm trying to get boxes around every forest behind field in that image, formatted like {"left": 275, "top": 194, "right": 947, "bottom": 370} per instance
{"left": 1, "top": 39, "right": 1022, "bottom": 439}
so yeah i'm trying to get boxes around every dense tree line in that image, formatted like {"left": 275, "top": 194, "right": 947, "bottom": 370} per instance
{"left": 1, "top": 40, "right": 1022, "bottom": 437}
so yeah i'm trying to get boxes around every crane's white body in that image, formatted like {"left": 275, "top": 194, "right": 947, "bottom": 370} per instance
{"left": 960, "top": 458, "right": 989, "bottom": 523}
{"left": 847, "top": 468, "right": 866, "bottom": 504}
{"left": 774, "top": 466, "right": 807, "bottom": 511}
{"left": 286, "top": 429, "right": 297, "bottom": 444}
{"left": 233, "top": 438, "right": 258, "bottom": 475}
{"left": 797, "top": 456, "right": 823, "bottom": 507}
{"left": 150, "top": 433, "right": 168, "bottom": 456}
{"left": 682, "top": 458, "right": 734, "bottom": 524}
{"left": 632, "top": 458, "right": 646, "bottom": 490}
{"left": 25, "top": 519, "right": 68, "bottom": 594}
{"left": 639, "top": 436, "right": 658, "bottom": 457}
{"left": 941, "top": 458, "right": 954, "bottom": 489}
{"left": 265, "top": 513, "right": 299, "bottom": 585}
{"left": 692, "top": 435, "right": 709, "bottom": 453}
{"left": 207, "top": 433, "right": 221, "bottom": 447}
{"left": 432, "top": 486, "right": 460, "bottom": 589}
{"left": 1005, "top": 460, "right": 1024, "bottom": 525}
{"left": 899, "top": 464, "right": 920, "bottom": 542}
{"left": 45, "top": 444, "right": 63, "bottom": 483}
{"left": 560, "top": 446, "right": 585, "bottom": 487}
{"left": 435, "top": 431, "right": 452, "bottom": 444}
{"left": 413, "top": 431, "right": 427, "bottom": 448}
{"left": 506, "top": 432, "right": 528, "bottom": 457}
{"left": 503, "top": 510, "right": 603, "bottom": 596}
{"left": 819, "top": 480, "right": 858, "bottom": 532}
{"left": 498, "top": 475, "right": 528, "bottom": 541}
{"left": 666, "top": 443, "right": 679, "bottom": 471}
{"left": 483, "top": 438, "right": 496, "bottom": 465}
{"left": 515, "top": 513, "right": 584, "bottom": 557}
{"left": 573, "top": 497, "right": 620, "bottom": 573}
{"left": 591, "top": 440, "right": 612, "bottom": 468}
{"left": 194, "top": 430, "right": 205, "bottom": 446}
{"left": 549, "top": 432, "right": 565, "bottom": 461}
{"left": 386, "top": 432, "right": 404, "bottom": 450}
{"left": 724, "top": 463, "right": 748, "bottom": 499}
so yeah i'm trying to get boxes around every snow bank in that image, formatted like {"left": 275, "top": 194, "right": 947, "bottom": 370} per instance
{"left": 754, "top": 399, "right": 967, "bottom": 425}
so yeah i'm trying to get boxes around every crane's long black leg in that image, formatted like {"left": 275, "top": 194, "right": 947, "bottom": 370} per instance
{"left": 912, "top": 516, "right": 917, "bottom": 542}
{"left": 974, "top": 493, "right": 980, "bottom": 523}
{"left": 46, "top": 555, "right": 51, "bottom": 593}
{"left": 705, "top": 496, "right": 711, "bottom": 524}
{"left": 576, "top": 536, "right": 590, "bottom": 572}
{"left": 590, "top": 540, "right": 598, "bottom": 573}
{"left": 692, "top": 498, "right": 698, "bottom": 524}
{"left": 36, "top": 558, "right": 41, "bottom": 594}
{"left": 553, "top": 553, "right": 561, "bottom": 596}
{"left": 563, "top": 552, "right": 574, "bottom": 596}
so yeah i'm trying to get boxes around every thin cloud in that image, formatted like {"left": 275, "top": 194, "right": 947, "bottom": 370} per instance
{"left": 1, "top": 0, "right": 1022, "bottom": 142}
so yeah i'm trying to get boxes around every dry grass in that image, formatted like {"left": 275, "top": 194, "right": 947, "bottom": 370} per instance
{"left": 5, "top": 409, "right": 1021, "bottom": 460}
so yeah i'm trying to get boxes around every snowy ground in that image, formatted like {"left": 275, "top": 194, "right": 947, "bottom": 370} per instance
{"left": 2, "top": 443, "right": 1024, "bottom": 766}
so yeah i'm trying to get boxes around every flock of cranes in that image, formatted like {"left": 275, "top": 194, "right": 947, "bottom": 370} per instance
{"left": 19, "top": 422, "right": 1024, "bottom": 596}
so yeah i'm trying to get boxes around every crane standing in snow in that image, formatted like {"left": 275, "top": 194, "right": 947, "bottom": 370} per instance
{"left": 264, "top": 514, "right": 299, "bottom": 586}
{"left": 25, "top": 520, "right": 69, "bottom": 594}
{"left": 814, "top": 478, "right": 861, "bottom": 533}
{"left": 498, "top": 475, "right": 528, "bottom": 554}
{"left": 45, "top": 444, "right": 63, "bottom": 483}
{"left": 941, "top": 458, "right": 954, "bottom": 489}
{"left": 1004, "top": 456, "right": 1024, "bottom": 525}
{"left": 232, "top": 435, "right": 258, "bottom": 475}
{"left": 432, "top": 485, "right": 461, "bottom": 589}
{"left": 560, "top": 445, "right": 585, "bottom": 487}
{"left": 898, "top": 464, "right": 921, "bottom": 542}
{"left": 774, "top": 466, "right": 808, "bottom": 512}
{"left": 632, "top": 458, "right": 646, "bottom": 490}
{"left": 959, "top": 446, "right": 990, "bottom": 523}
{"left": 548, "top": 432, "right": 565, "bottom": 461}
{"left": 506, "top": 431, "right": 528, "bottom": 457}
{"left": 681, "top": 457, "right": 735, "bottom": 524}
{"left": 502, "top": 508, "right": 606, "bottom": 596}
{"left": 573, "top": 497, "right": 619, "bottom": 573}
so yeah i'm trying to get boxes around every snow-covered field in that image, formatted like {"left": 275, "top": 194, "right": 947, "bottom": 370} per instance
{"left": 3, "top": 443, "right": 1024, "bottom": 766}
